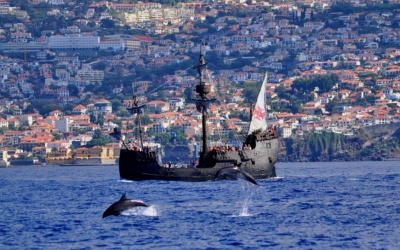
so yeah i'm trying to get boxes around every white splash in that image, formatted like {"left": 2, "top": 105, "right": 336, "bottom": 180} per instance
{"left": 236, "top": 180, "right": 258, "bottom": 216}
{"left": 142, "top": 206, "right": 158, "bottom": 216}
{"left": 239, "top": 198, "right": 252, "bottom": 216}
{"left": 120, "top": 205, "right": 158, "bottom": 217}
{"left": 118, "top": 179, "right": 134, "bottom": 183}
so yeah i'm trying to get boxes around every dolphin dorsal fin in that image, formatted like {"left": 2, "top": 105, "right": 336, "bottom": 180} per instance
{"left": 120, "top": 193, "right": 127, "bottom": 201}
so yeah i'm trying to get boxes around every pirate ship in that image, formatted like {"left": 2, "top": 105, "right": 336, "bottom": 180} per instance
{"left": 118, "top": 43, "right": 279, "bottom": 181}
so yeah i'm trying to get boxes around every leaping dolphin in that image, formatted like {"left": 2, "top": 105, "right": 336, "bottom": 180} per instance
{"left": 215, "top": 166, "right": 259, "bottom": 185}
{"left": 102, "top": 193, "right": 149, "bottom": 218}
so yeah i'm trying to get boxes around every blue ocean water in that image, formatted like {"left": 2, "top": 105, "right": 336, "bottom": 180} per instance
{"left": 0, "top": 161, "right": 399, "bottom": 249}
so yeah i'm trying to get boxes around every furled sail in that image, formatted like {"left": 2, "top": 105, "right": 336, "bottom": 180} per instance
{"left": 248, "top": 72, "right": 268, "bottom": 134}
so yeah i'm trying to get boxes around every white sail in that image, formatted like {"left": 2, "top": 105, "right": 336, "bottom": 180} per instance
{"left": 248, "top": 72, "right": 268, "bottom": 134}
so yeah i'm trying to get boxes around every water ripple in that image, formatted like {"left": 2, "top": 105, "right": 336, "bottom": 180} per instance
{"left": 0, "top": 162, "right": 399, "bottom": 249}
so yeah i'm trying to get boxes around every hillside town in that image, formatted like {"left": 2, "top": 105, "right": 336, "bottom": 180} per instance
{"left": 0, "top": 0, "right": 400, "bottom": 166}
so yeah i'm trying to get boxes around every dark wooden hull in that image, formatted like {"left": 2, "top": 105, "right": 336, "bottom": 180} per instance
{"left": 119, "top": 135, "right": 279, "bottom": 182}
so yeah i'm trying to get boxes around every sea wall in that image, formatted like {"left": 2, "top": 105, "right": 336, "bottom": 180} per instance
{"left": 9, "top": 160, "right": 35, "bottom": 165}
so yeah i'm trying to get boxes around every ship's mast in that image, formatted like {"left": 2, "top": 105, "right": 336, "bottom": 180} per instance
{"left": 127, "top": 93, "right": 146, "bottom": 150}
{"left": 193, "top": 42, "right": 214, "bottom": 163}
{"left": 249, "top": 101, "right": 254, "bottom": 123}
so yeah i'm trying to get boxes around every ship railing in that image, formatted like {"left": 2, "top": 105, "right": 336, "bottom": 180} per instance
{"left": 207, "top": 147, "right": 234, "bottom": 160}
{"left": 257, "top": 131, "right": 279, "bottom": 141}
{"left": 215, "top": 151, "right": 230, "bottom": 160}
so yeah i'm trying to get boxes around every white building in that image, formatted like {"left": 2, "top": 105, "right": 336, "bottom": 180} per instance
{"left": 99, "top": 39, "right": 125, "bottom": 51}
{"left": 46, "top": 140, "right": 71, "bottom": 149}
{"left": 281, "top": 126, "right": 292, "bottom": 138}
{"left": 55, "top": 117, "right": 70, "bottom": 132}
{"left": 49, "top": 34, "right": 100, "bottom": 49}
{"left": 76, "top": 66, "right": 104, "bottom": 84}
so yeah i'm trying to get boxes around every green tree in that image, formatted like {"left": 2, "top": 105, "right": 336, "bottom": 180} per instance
{"left": 243, "top": 83, "right": 261, "bottom": 101}
{"left": 67, "top": 84, "right": 79, "bottom": 96}
{"left": 275, "top": 85, "right": 287, "bottom": 99}
{"left": 86, "top": 130, "right": 111, "bottom": 148}
{"left": 90, "top": 113, "right": 96, "bottom": 123}
{"left": 52, "top": 132, "right": 62, "bottom": 140}
{"left": 111, "top": 119, "right": 122, "bottom": 127}
{"left": 8, "top": 123, "right": 15, "bottom": 130}
{"left": 0, "top": 127, "right": 9, "bottom": 134}
{"left": 290, "top": 103, "right": 302, "bottom": 114}
{"left": 88, "top": 21, "right": 96, "bottom": 28}
{"left": 325, "top": 98, "right": 339, "bottom": 113}
{"left": 97, "top": 115, "right": 105, "bottom": 126}
{"left": 100, "top": 19, "right": 115, "bottom": 29}
{"left": 155, "top": 133, "right": 171, "bottom": 145}
{"left": 62, "top": 103, "right": 75, "bottom": 115}
{"left": 291, "top": 74, "right": 339, "bottom": 94}
{"left": 141, "top": 114, "right": 152, "bottom": 125}
{"left": 92, "top": 61, "right": 107, "bottom": 71}
{"left": 34, "top": 103, "right": 61, "bottom": 116}
{"left": 110, "top": 99, "right": 122, "bottom": 112}
{"left": 169, "top": 127, "right": 187, "bottom": 144}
